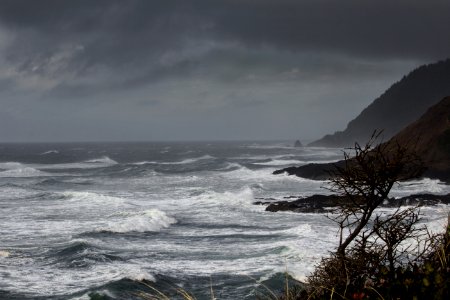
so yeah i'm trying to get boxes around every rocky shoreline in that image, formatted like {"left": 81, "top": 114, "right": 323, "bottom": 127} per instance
{"left": 273, "top": 162, "right": 450, "bottom": 183}
{"left": 254, "top": 193, "right": 450, "bottom": 213}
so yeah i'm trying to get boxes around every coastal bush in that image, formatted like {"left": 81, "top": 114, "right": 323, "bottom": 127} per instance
{"left": 295, "top": 133, "right": 449, "bottom": 299}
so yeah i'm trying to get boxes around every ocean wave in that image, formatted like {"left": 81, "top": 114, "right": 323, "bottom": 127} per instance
{"left": 98, "top": 209, "right": 177, "bottom": 233}
{"left": 0, "top": 250, "right": 10, "bottom": 258}
{"left": 252, "top": 159, "right": 308, "bottom": 166}
{"left": 52, "top": 240, "right": 122, "bottom": 268}
{"left": 163, "top": 154, "right": 216, "bottom": 165}
{"left": 131, "top": 161, "right": 155, "bottom": 165}
{"left": 0, "top": 162, "right": 25, "bottom": 169}
{"left": 222, "top": 165, "right": 305, "bottom": 182}
{"left": 61, "top": 191, "right": 127, "bottom": 207}
{"left": 242, "top": 143, "right": 293, "bottom": 150}
{"left": 36, "top": 156, "right": 118, "bottom": 170}
{"left": 0, "top": 186, "right": 48, "bottom": 200}
{"left": 390, "top": 177, "right": 450, "bottom": 197}
{"left": 40, "top": 150, "right": 59, "bottom": 155}
{"left": 0, "top": 165, "right": 49, "bottom": 178}
{"left": 1, "top": 260, "right": 155, "bottom": 297}
{"left": 131, "top": 155, "right": 215, "bottom": 166}
{"left": 84, "top": 156, "right": 118, "bottom": 165}
{"left": 252, "top": 159, "right": 340, "bottom": 166}
{"left": 121, "top": 267, "right": 155, "bottom": 281}
{"left": 193, "top": 187, "right": 255, "bottom": 207}
{"left": 215, "top": 162, "right": 244, "bottom": 171}
{"left": 279, "top": 224, "right": 313, "bottom": 236}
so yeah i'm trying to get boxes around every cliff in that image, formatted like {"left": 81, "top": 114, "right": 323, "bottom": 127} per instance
{"left": 276, "top": 96, "right": 450, "bottom": 182}
{"left": 309, "top": 59, "right": 450, "bottom": 147}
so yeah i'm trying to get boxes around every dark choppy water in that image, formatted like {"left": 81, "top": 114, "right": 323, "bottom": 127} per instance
{"left": 0, "top": 141, "right": 448, "bottom": 299}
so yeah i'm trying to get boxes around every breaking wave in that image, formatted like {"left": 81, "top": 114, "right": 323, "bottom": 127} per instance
{"left": 37, "top": 156, "right": 119, "bottom": 170}
{"left": 85, "top": 156, "right": 118, "bottom": 165}
{"left": 40, "top": 150, "right": 59, "bottom": 155}
{"left": 0, "top": 162, "right": 49, "bottom": 177}
{"left": 132, "top": 155, "right": 215, "bottom": 166}
{"left": 98, "top": 209, "right": 177, "bottom": 233}
{"left": 390, "top": 178, "right": 450, "bottom": 197}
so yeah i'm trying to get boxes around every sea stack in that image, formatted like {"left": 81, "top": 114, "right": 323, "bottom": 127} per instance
{"left": 294, "top": 140, "right": 303, "bottom": 147}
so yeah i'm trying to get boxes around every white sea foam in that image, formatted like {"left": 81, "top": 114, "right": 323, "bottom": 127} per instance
{"left": 242, "top": 143, "right": 293, "bottom": 150}
{"left": 223, "top": 165, "right": 321, "bottom": 184}
{"left": 0, "top": 166, "right": 48, "bottom": 177}
{"left": 61, "top": 191, "right": 127, "bottom": 208}
{"left": 40, "top": 150, "right": 59, "bottom": 155}
{"left": 165, "top": 155, "right": 215, "bottom": 165}
{"left": 85, "top": 156, "right": 118, "bottom": 165}
{"left": 121, "top": 267, "right": 155, "bottom": 281}
{"left": 99, "top": 209, "right": 176, "bottom": 233}
{"left": 0, "top": 186, "right": 43, "bottom": 200}
{"left": 390, "top": 177, "right": 450, "bottom": 197}
{"left": 176, "top": 155, "right": 215, "bottom": 164}
{"left": 0, "top": 162, "right": 25, "bottom": 169}
{"left": 0, "top": 161, "right": 50, "bottom": 177}
{"left": 2, "top": 142, "right": 448, "bottom": 298}
{"left": 36, "top": 156, "right": 118, "bottom": 170}
{"left": 2, "top": 260, "right": 155, "bottom": 297}
{"left": 216, "top": 162, "right": 243, "bottom": 171}
{"left": 132, "top": 161, "right": 155, "bottom": 165}
{"left": 193, "top": 186, "right": 255, "bottom": 207}
{"left": 132, "top": 155, "right": 214, "bottom": 166}
{"left": 281, "top": 224, "right": 313, "bottom": 236}
{"left": 252, "top": 159, "right": 307, "bottom": 166}
{"left": 0, "top": 250, "right": 10, "bottom": 258}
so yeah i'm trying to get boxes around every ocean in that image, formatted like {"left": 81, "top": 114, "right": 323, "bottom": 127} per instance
{"left": 0, "top": 141, "right": 449, "bottom": 299}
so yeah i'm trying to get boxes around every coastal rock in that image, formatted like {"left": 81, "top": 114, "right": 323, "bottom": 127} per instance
{"left": 273, "top": 162, "right": 341, "bottom": 180}
{"left": 265, "top": 194, "right": 342, "bottom": 213}
{"left": 259, "top": 193, "right": 450, "bottom": 213}
{"left": 294, "top": 140, "right": 303, "bottom": 147}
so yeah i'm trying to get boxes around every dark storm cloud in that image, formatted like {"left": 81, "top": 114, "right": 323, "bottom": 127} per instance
{"left": 1, "top": 0, "right": 449, "bottom": 83}
{"left": 0, "top": 0, "right": 449, "bottom": 141}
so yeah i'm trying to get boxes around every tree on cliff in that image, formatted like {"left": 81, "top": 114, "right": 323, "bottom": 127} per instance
{"left": 303, "top": 132, "right": 448, "bottom": 299}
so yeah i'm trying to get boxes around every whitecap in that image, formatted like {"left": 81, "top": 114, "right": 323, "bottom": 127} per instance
{"left": 216, "top": 162, "right": 243, "bottom": 171}
{"left": 132, "top": 155, "right": 215, "bottom": 165}
{"left": 61, "top": 191, "right": 126, "bottom": 208}
{"left": 85, "top": 156, "right": 118, "bottom": 165}
{"left": 242, "top": 143, "right": 292, "bottom": 150}
{"left": 252, "top": 159, "right": 308, "bottom": 166}
{"left": 131, "top": 161, "right": 156, "bottom": 165}
{"left": 390, "top": 177, "right": 450, "bottom": 197}
{"left": 169, "top": 155, "right": 215, "bottom": 165}
{"left": 0, "top": 161, "right": 25, "bottom": 170}
{"left": 193, "top": 186, "right": 256, "bottom": 207}
{"left": 0, "top": 250, "right": 10, "bottom": 258}
{"left": 280, "top": 224, "right": 313, "bottom": 236}
{"left": 0, "top": 166, "right": 48, "bottom": 178}
{"left": 37, "top": 156, "right": 118, "bottom": 170}
{"left": 121, "top": 267, "right": 155, "bottom": 281}
{"left": 40, "top": 150, "right": 59, "bottom": 155}
{"left": 98, "top": 209, "right": 177, "bottom": 233}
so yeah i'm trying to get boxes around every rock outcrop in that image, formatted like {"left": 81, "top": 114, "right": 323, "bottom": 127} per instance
{"left": 256, "top": 193, "right": 450, "bottom": 213}
{"left": 294, "top": 140, "right": 303, "bottom": 147}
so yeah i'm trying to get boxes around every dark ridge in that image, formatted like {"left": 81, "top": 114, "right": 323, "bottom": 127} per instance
{"left": 310, "top": 58, "right": 450, "bottom": 147}
{"left": 276, "top": 96, "right": 450, "bottom": 183}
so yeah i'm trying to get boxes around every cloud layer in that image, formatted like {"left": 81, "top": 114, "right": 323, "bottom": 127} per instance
{"left": 0, "top": 0, "right": 449, "bottom": 141}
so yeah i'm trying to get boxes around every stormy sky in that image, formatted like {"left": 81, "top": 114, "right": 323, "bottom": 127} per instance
{"left": 0, "top": 0, "right": 449, "bottom": 142}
